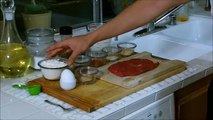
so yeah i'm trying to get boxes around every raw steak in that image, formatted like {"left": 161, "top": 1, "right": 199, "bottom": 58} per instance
{"left": 108, "top": 59, "right": 159, "bottom": 77}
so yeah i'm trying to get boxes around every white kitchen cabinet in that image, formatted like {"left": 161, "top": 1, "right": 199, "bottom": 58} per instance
{"left": 121, "top": 93, "right": 175, "bottom": 120}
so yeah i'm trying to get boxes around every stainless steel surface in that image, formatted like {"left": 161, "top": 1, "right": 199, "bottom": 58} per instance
{"left": 44, "top": 100, "right": 75, "bottom": 111}
{"left": 133, "top": 26, "right": 167, "bottom": 37}
{"left": 168, "top": 14, "right": 177, "bottom": 25}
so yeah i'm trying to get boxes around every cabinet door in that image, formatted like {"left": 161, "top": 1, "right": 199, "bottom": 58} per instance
{"left": 175, "top": 74, "right": 212, "bottom": 120}
{"left": 121, "top": 94, "right": 174, "bottom": 120}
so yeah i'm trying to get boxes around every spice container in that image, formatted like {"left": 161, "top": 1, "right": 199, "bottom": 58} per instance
{"left": 75, "top": 66, "right": 99, "bottom": 85}
{"left": 86, "top": 50, "right": 107, "bottom": 67}
{"left": 102, "top": 46, "right": 121, "bottom": 62}
{"left": 38, "top": 58, "right": 68, "bottom": 80}
{"left": 70, "top": 55, "right": 91, "bottom": 70}
{"left": 117, "top": 42, "right": 137, "bottom": 56}
{"left": 176, "top": 4, "right": 189, "bottom": 22}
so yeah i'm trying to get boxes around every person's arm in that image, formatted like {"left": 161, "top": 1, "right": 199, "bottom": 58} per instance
{"left": 47, "top": 0, "right": 190, "bottom": 65}
{"left": 87, "top": 0, "right": 190, "bottom": 45}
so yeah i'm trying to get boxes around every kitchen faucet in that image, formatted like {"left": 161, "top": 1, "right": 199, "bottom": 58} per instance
{"left": 134, "top": 4, "right": 184, "bottom": 37}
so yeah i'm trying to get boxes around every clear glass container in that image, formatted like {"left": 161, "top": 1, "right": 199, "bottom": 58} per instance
{"left": 70, "top": 54, "right": 91, "bottom": 71}
{"left": 117, "top": 42, "right": 136, "bottom": 57}
{"left": 86, "top": 50, "right": 107, "bottom": 67}
{"left": 102, "top": 46, "right": 121, "bottom": 62}
{"left": 25, "top": 27, "right": 55, "bottom": 69}
{"left": 75, "top": 66, "right": 99, "bottom": 85}
{"left": 0, "top": 0, "right": 31, "bottom": 78}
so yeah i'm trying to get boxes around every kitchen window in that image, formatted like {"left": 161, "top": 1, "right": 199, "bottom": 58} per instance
{"left": 12, "top": 0, "right": 133, "bottom": 38}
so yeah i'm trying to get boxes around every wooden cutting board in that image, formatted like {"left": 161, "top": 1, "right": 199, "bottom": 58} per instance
{"left": 27, "top": 52, "right": 186, "bottom": 112}
{"left": 98, "top": 52, "right": 186, "bottom": 88}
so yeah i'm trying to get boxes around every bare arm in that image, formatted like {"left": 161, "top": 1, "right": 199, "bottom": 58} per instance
{"left": 88, "top": 0, "right": 190, "bottom": 45}
{"left": 47, "top": 0, "right": 190, "bottom": 65}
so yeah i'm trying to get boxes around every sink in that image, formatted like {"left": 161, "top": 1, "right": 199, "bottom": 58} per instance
{"left": 131, "top": 34, "right": 212, "bottom": 62}
{"left": 159, "top": 15, "right": 212, "bottom": 46}
{"left": 127, "top": 15, "right": 212, "bottom": 62}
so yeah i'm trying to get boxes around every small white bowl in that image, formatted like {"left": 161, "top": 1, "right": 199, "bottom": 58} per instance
{"left": 38, "top": 58, "right": 68, "bottom": 80}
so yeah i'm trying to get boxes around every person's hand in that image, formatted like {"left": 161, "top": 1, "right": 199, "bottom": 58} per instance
{"left": 46, "top": 34, "right": 92, "bottom": 65}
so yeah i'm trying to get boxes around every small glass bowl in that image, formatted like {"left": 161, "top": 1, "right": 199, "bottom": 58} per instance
{"left": 102, "top": 46, "right": 121, "bottom": 62}
{"left": 70, "top": 55, "right": 91, "bottom": 70}
{"left": 38, "top": 58, "right": 68, "bottom": 80}
{"left": 75, "top": 66, "right": 99, "bottom": 85}
{"left": 86, "top": 50, "right": 107, "bottom": 67}
{"left": 117, "top": 42, "right": 137, "bottom": 56}
{"left": 74, "top": 55, "right": 91, "bottom": 65}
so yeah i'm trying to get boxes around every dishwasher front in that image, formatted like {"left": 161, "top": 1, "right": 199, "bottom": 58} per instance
{"left": 121, "top": 93, "right": 175, "bottom": 120}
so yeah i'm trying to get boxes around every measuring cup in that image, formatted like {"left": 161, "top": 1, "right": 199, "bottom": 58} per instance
{"left": 12, "top": 84, "right": 41, "bottom": 95}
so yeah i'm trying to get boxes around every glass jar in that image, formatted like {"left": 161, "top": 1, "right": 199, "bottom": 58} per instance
{"left": 25, "top": 27, "right": 55, "bottom": 69}
{"left": 86, "top": 50, "right": 107, "bottom": 67}
{"left": 0, "top": 0, "right": 31, "bottom": 78}
{"left": 75, "top": 66, "right": 99, "bottom": 85}
{"left": 117, "top": 42, "right": 136, "bottom": 57}
{"left": 102, "top": 46, "right": 121, "bottom": 62}
{"left": 70, "top": 55, "right": 91, "bottom": 71}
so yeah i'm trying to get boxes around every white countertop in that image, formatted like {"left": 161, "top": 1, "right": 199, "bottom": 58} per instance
{"left": 1, "top": 51, "right": 212, "bottom": 120}
{"left": 1, "top": 4, "right": 213, "bottom": 119}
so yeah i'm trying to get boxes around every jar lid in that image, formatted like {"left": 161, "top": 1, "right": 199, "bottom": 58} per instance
{"left": 59, "top": 26, "right": 73, "bottom": 35}
{"left": 27, "top": 28, "right": 54, "bottom": 37}
{"left": 86, "top": 50, "right": 107, "bottom": 58}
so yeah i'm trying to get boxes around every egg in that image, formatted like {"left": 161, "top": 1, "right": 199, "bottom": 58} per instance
{"left": 60, "top": 69, "right": 76, "bottom": 90}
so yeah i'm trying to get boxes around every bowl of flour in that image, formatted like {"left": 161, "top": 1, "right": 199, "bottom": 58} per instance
{"left": 38, "top": 58, "right": 68, "bottom": 80}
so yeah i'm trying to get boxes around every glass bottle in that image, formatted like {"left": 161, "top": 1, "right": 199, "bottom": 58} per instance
{"left": 0, "top": 0, "right": 31, "bottom": 78}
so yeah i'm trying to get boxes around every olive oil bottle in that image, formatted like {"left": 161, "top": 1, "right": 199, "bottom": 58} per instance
{"left": 0, "top": 0, "right": 31, "bottom": 78}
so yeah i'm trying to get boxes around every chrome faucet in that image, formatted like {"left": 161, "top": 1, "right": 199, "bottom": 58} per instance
{"left": 134, "top": 4, "right": 184, "bottom": 37}
{"left": 147, "top": 4, "right": 184, "bottom": 31}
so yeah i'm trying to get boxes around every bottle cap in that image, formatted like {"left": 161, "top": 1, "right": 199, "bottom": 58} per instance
{"left": 59, "top": 26, "right": 73, "bottom": 35}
